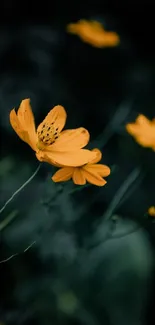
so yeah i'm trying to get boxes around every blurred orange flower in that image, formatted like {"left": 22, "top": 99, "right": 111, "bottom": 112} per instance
{"left": 148, "top": 206, "right": 155, "bottom": 217}
{"left": 52, "top": 148, "right": 110, "bottom": 186}
{"left": 126, "top": 114, "right": 155, "bottom": 150}
{"left": 10, "top": 99, "right": 97, "bottom": 167}
{"left": 67, "top": 20, "right": 120, "bottom": 48}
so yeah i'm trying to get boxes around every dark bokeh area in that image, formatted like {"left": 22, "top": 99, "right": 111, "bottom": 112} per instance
{"left": 1, "top": 1, "right": 155, "bottom": 325}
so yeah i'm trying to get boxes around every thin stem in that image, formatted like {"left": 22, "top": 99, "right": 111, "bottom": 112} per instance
{"left": 0, "top": 164, "right": 41, "bottom": 215}
{"left": 0, "top": 241, "right": 36, "bottom": 264}
{"left": 0, "top": 210, "right": 18, "bottom": 231}
{"left": 103, "top": 167, "right": 141, "bottom": 221}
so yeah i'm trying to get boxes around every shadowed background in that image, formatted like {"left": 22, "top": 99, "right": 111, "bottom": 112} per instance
{"left": 0, "top": 1, "right": 155, "bottom": 325}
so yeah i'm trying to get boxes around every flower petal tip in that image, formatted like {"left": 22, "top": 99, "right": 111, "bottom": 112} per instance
{"left": 126, "top": 123, "right": 135, "bottom": 134}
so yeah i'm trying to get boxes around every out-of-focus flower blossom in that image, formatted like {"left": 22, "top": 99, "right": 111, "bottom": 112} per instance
{"left": 148, "top": 206, "right": 155, "bottom": 217}
{"left": 126, "top": 114, "right": 155, "bottom": 150}
{"left": 67, "top": 20, "right": 120, "bottom": 48}
{"left": 52, "top": 148, "right": 110, "bottom": 186}
{"left": 10, "top": 99, "right": 97, "bottom": 167}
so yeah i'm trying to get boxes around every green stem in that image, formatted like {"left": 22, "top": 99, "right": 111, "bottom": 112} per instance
{"left": 0, "top": 164, "right": 41, "bottom": 229}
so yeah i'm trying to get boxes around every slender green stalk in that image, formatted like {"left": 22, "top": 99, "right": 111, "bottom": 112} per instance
{"left": 0, "top": 164, "right": 41, "bottom": 215}
{"left": 104, "top": 167, "right": 141, "bottom": 220}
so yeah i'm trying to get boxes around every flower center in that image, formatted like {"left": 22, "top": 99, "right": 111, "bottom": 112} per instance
{"left": 37, "top": 122, "right": 59, "bottom": 146}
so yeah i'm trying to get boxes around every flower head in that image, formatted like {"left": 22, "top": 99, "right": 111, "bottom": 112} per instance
{"left": 67, "top": 20, "right": 120, "bottom": 48}
{"left": 10, "top": 99, "right": 97, "bottom": 167}
{"left": 148, "top": 206, "right": 155, "bottom": 217}
{"left": 126, "top": 114, "right": 155, "bottom": 150}
{"left": 52, "top": 148, "right": 110, "bottom": 186}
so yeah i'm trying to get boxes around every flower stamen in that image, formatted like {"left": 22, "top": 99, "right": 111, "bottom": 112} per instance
{"left": 37, "top": 122, "right": 60, "bottom": 146}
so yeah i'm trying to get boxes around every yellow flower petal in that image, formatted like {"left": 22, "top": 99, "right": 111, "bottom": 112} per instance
{"left": 67, "top": 23, "right": 80, "bottom": 34}
{"left": 84, "top": 164, "right": 111, "bottom": 177}
{"left": 17, "top": 99, "right": 37, "bottom": 151}
{"left": 89, "top": 148, "right": 102, "bottom": 164}
{"left": 126, "top": 114, "right": 155, "bottom": 149}
{"left": 90, "top": 20, "right": 105, "bottom": 30}
{"left": 82, "top": 169, "right": 107, "bottom": 186}
{"left": 135, "top": 114, "right": 151, "bottom": 125}
{"left": 37, "top": 105, "right": 67, "bottom": 136}
{"left": 10, "top": 108, "right": 36, "bottom": 151}
{"left": 10, "top": 109, "right": 27, "bottom": 142}
{"left": 36, "top": 149, "right": 97, "bottom": 167}
{"left": 67, "top": 20, "right": 120, "bottom": 48}
{"left": 72, "top": 168, "right": 86, "bottom": 185}
{"left": 52, "top": 167, "right": 74, "bottom": 182}
{"left": 48, "top": 128, "right": 90, "bottom": 152}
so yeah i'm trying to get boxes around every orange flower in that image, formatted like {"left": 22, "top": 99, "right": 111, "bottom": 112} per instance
{"left": 148, "top": 206, "right": 155, "bottom": 217}
{"left": 67, "top": 20, "right": 120, "bottom": 48}
{"left": 52, "top": 148, "right": 110, "bottom": 186}
{"left": 10, "top": 99, "right": 98, "bottom": 167}
{"left": 126, "top": 114, "right": 155, "bottom": 150}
